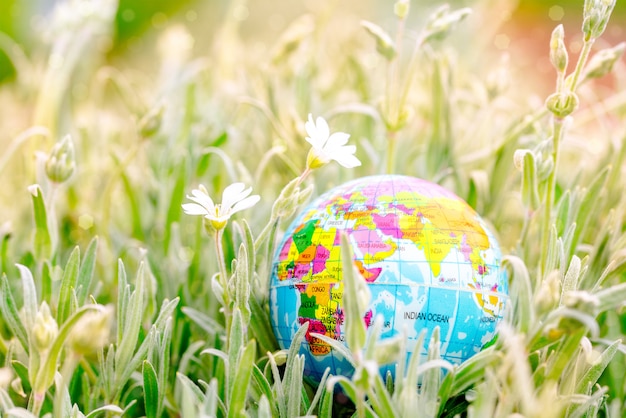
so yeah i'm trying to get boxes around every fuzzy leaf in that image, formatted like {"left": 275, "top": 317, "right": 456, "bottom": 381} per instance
{"left": 575, "top": 339, "right": 621, "bottom": 394}
{"left": 30, "top": 185, "right": 52, "bottom": 260}
{"left": 228, "top": 339, "right": 256, "bottom": 418}
{"left": 76, "top": 236, "right": 98, "bottom": 305}
{"left": 143, "top": 361, "right": 159, "bottom": 418}
{"left": 57, "top": 246, "right": 81, "bottom": 324}
{"left": 16, "top": 264, "right": 37, "bottom": 332}
{"left": 115, "top": 262, "right": 146, "bottom": 381}
{"left": 0, "top": 274, "right": 29, "bottom": 353}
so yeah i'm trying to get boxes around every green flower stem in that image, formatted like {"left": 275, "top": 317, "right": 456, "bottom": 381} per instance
{"left": 46, "top": 183, "right": 59, "bottom": 259}
{"left": 215, "top": 228, "right": 232, "bottom": 343}
{"left": 570, "top": 38, "right": 596, "bottom": 91}
{"left": 253, "top": 215, "right": 278, "bottom": 252}
{"left": 397, "top": 33, "right": 426, "bottom": 121}
{"left": 540, "top": 117, "right": 565, "bottom": 276}
{"left": 53, "top": 352, "right": 81, "bottom": 418}
{"left": 386, "top": 130, "right": 397, "bottom": 174}
{"left": 540, "top": 36, "right": 596, "bottom": 275}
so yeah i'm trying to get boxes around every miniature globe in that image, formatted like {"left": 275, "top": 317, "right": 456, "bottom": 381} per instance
{"left": 269, "top": 174, "right": 508, "bottom": 383}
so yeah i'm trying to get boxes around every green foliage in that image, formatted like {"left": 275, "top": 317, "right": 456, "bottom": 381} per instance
{"left": 0, "top": 0, "right": 625, "bottom": 417}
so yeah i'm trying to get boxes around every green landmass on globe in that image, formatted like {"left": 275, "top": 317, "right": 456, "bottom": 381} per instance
{"left": 270, "top": 174, "right": 509, "bottom": 382}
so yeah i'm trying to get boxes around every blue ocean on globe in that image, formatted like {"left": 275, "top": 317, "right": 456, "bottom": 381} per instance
{"left": 269, "top": 175, "right": 509, "bottom": 383}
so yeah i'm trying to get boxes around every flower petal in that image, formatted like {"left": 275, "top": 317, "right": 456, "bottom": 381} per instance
{"left": 182, "top": 202, "right": 209, "bottom": 216}
{"left": 230, "top": 194, "right": 260, "bottom": 215}
{"left": 315, "top": 116, "right": 330, "bottom": 144}
{"left": 305, "top": 114, "right": 330, "bottom": 148}
{"left": 221, "top": 183, "right": 248, "bottom": 210}
{"left": 187, "top": 188, "right": 215, "bottom": 211}
{"left": 326, "top": 132, "right": 350, "bottom": 147}
{"left": 332, "top": 146, "right": 361, "bottom": 168}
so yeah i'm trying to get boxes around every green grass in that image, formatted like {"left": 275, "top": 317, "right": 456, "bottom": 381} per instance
{"left": 1, "top": 0, "right": 625, "bottom": 417}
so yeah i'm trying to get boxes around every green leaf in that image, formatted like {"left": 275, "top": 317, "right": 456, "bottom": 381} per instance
{"left": 361, "top": 20, "right": 396, "bottom": 60}
{"left": 248, "top": 295, "right": 278, "bottom": 354}
{"left": 153, "top": 297, "right": 180, "bottom": 330}
{"left": 176, "top": 372, "right": 206, "bottom": 407}
{"left": 84, "top": 405, "right": 124, "bottom": 417}
{"left": 594, "top": 281, "right": 626, "bottom": 313}
{"left": 182, "top": 306, "right": 225, "bottom": 335}
{"left": 570, "top": 166, "right": 610, "bottom": 259}
{"left": 164, "top": 159, "right": 188, "bottom": 253}
{"left": 576, "top": 339, "right": 620, "bottom": 394}
{"left": 16, "top": 264, "right": 37, "bottom": 331}
{"left": 503, "top": 255, "right": 535, "bottom": 333}
{"left": 57, "top": 246, "right": 81, "bottom": 324}
{"left": 228, "top": 339, "right": 256, "bottom": 418}
{"left": 30, "top": 185, "right": 52, "bottom": 260}
{"left": 234, "top": 244, "right": 251, "bottom": 326}
{"left": 41, "top": 261, "right": 52, "bottom": 305}
{"left": 285, "top": 354, "right": 304, "bottom": 418}
{"left": 115, "top": 262, "right": 146, "bottom": 383}
{"left": 116, "top": 259, "right": 129, "bottom": 344}
{"left": 227, "top": 308, "right": 244, "bottom": 404}
{"left": 76, "top": 236, "right": 98, "bottom": 305}
{"left": 546, "top": 328, "right": 587, "bottom": 381}
{"left": 250, "top": 364, "right": 275, "bottom": 414}
{"left": 268, "top": 351, "right": 287, "bottom": 417}
{"left": 0, "top": 274, "right": 29, "bottom": 353}
{"left": 560, "top": 255, "right": 581, "bottom": 305}
{"left": 368, "top": 374, "right": 396, "bottom": 417}
{"left": 340, "top": 232, "right": 368, "bottom": 353}
{"left": 446, "top": 348, "right": 499, "bottom": 397}
{"left": 257, "top": 395, "right": 272, "bottom": 418}
{"left": 306, "top": 367, "right": 331, "bottom": 416}
{"left": 317, "top": 384, "right": 334, "bottom": 418}
{"left": 142, "top": 360, "right": 159, "bottom": 418}
{"left": 203, "top": 378, "right": 224, "bottom": 417}
{"left": 11, "top": 360, "right": 31, "bottom": 393}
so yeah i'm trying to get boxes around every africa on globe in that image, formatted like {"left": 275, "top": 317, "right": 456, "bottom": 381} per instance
{"left": 269, "top": 175, "right": 508, "bottom": 383}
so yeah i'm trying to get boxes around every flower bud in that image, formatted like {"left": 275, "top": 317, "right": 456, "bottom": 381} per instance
{"left": 534, "top": 270, "right": 561, "bottom": 314}
{"left": 545, "top": 91, "right": 579, "bottom": 118}
{"left": 45, "top": 135, "right": 76, "bottom": 183}
{"left": 549, "top": 25, "right": 568, "bottom": 73}
{"left": 271, "top": 14, "right": 315, "bottom": 64}
{"left": 32, "top": 302, "right": 58, "bottom": 353}
{"left": 562, "top": 290, "right": 599, "bottom": 315}
{"left": 67, "top": 306, "right": 112, "bottom": 355}
{"left": 583, "top": 42, "right": 626, "bottom": 81}
{"left": 361, "top": 20, "right": 397, "bottom": 61}
{"left": 424, "top": 5, "right": 472, "bottom": 43}
{"left": 582, "top": 0, "right": 615, "bottom": 41}
{"left": 394, "top": 0, "right": 410, "bottom": 20}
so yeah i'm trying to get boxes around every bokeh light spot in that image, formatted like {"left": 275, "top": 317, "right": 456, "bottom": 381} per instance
{"left": 151, "top": 12, "right": 168, "bottom": 29}
{"left": 186, "top": 10, "right": 198, "bottom": 22}
{"left": 121, "top": 9, "right": 135, "bottom": 22}
{"left": 549, "top": 5, "right": 565, "bottom": 21}
{"left": 78, "top": 214, "right": 94, "bottom": 230}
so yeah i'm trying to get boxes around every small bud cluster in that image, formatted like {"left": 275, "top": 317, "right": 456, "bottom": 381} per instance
{"left": 549, "top": 25, "right": 568, "bottom": 74}
{"left": 45, "top": 135, "right": 76, "bottom": 184}
{"left": 582, "top": 0, "right": 616, "bottom": 41}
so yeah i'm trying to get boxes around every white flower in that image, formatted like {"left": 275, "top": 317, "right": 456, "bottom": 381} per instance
{"left": 182, "top": 183, "right": 260, "bottom": 230}
{"left": 305, "top": 114, "right": 361, "bottom": 169}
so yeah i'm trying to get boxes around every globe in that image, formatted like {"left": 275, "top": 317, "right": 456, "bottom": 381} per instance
{"left": 269, "top": 174, "right": 508, "bottom": 384}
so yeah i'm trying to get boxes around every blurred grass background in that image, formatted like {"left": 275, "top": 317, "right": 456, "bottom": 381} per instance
{"left": 1, "top": 0, "right": 625, "bottom": 85}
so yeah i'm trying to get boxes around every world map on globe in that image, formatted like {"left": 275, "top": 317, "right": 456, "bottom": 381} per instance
{"left": 269, "top": 175, "right": 509, "bottom": 383}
